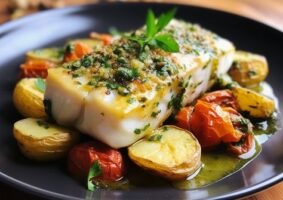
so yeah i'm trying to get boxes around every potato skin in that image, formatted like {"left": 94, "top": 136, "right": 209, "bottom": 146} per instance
{"left": 13, "top": 78, "right": 46, "bottom": 118}
{"left": 229, "top": 51, "right": 268, "bottom": 87}
{"left": 128, "top": 125, "right": 201, "bottom": 180}
{"left": 13, "top": 118, "right": 79, "bottom": 161}
{"left": 232, "top": 87, "right": 275, "bottom": 118}
{"left": 26, "top": 48, "right": 63, "bottom": 63}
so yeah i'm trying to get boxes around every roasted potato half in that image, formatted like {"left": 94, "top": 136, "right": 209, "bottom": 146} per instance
{"left": 13, "top": 78, "right": 46, "bottom": 118}
{"left": 67, "top": 38, "right": 103, "bottom": 50}
{"left": 232, "top": 87, "right": 275, "bottom": 118}
{"left": 229, "top": 51, "right": 268, "bottom": 87}
{"left": 13, "top": 118, "right": 80, "bottom": 161}
{"left": 128, "top": 125, "right": 201, "bottom": 180}
{"left": 26, "top": 48, "right": 64, "bottom": 63}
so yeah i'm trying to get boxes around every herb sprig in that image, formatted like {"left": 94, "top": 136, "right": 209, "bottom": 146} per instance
{"left": 87, "top": 160, "right": 103, "bottom": 191}
{"left": 128, "top": 8, "right": 179, "bottom": 53}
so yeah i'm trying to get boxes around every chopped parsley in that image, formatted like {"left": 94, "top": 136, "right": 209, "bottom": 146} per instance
{"left": 81, "top": 55, "right": 94, "bottom": 68}
{"left": 148, "top": 134, "right": 163, "bottom": 142}
{"left": 87, "top": 160, "right": 102, "bottom": 191}
{"left": 65, "top": 43, "right": 74, "bottom": 54}
{"left": 151, "top": 110, "right": 161, "bottom": 118}
{"left": 162, "top": 126, "right": 169, "bottom": 132}
{"left": 134, "top": 129, "right": 141, "bottom": 135}
{"left": 105, "top": 82, "right": 120, "bottom": 90}
{"left": 36, "top": 120, "right": 49, "bottom": 129}
{"left": 238, "top": 118, "right": 251, "bottom": 133}
{"left": 34, "top": 78, "right": 45, "bottom": 93}
{"left": 114, "top": 67, "right": 139, "bottom": 82}
{"left": 168, "top": 93, "right": 183, "bottom": 111}
{"left": 117, "top": 86, "right": 130, "bottom": 96}
{"left": 247, "top": 70, "right": 257, "bottom": 77}
{"left": 134, "top": 123, "right": 150, "bottom": 134}
{"left": 127, "top": 98, "right": 136, "bottom": 104}
{"left": 72, "top": 73, "right": 80, "bottom": 78}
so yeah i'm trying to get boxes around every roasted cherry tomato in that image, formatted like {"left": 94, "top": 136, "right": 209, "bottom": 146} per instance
{"left": 227, "top": 133, "right": 254, "bottom": 155}
{"left": 224, "top": 107, "right": 254, "bottom": 155}
{"left": 175, "top": 106, "right": 194, "bottom": 130}
{"left": 68, "top": 141, "right": 125, "bottom": 182}
{"left": 64, "top": 42, "right": 93, "bottom": 62}
{"left": 200, "top": 90, "right": 239, "bottom": 110}
{"left": 188, "top": 100, "right": 242, "bottom": 149}
{"left": 20, "top": 60, "right": 54, "bottom": 78}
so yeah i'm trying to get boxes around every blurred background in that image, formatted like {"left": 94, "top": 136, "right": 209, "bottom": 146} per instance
{"left": 0, "top": 0, "right": 283, "bottom": 31}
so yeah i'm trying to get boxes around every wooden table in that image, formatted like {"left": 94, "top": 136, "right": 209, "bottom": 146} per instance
{"left": 0, "top": 0, "right": 282, "bottom": 200}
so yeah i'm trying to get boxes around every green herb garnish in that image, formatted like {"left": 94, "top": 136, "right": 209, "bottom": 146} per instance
{"left": 34, "top": 78, "right": 45, "bottom": 93}
{"left": 114, "top": 67, "right": 139, "bottom": 82}
{"left": 148, "top": 134, "right": 163, "bottom": 142}
{"left": 162, "top": 126, "right": 169, "bottom": 132}
{"left": 134, "top": 129, "right": 141, "bottom": 135}
{"left": 127, "top": 8, "right": 179, "bottom": 53}
{"left": 151, "top": 110, "right": 161, "bottom": 118}
{"left": 36, "top": 120, "right": 49, "bottom": 129}
{"left": 87, "top": 160, "right": 102, "bottom": 191}
{"left": 65, "top": 43, "right": 74, "bottom": 54}
{"left": 134, "top": 123, "right": 151, "bottom": 134}
{"left": 127, "top": 98, "right": 136, "bottom": 104}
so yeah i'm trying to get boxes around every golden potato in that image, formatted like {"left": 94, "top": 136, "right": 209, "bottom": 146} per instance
{"left": 228, "top": 51, "right": 268, "bottom": 87}
{"left": 232, "top": 87, "right": 275, "bottom": 118}
{"left": 13, "top": 78, "right": 46, "bottom": 118}
{"left": 67, "top": 38, "right": 103, "bottom": 50}
{"left": 128, "top": 125, "right": 201, "bottom": 180}
{"left": 26, "top": 48, "right": 64, "bottom": 63}
{"left": 13, "top": 118, "right": 80, "bottom": 161}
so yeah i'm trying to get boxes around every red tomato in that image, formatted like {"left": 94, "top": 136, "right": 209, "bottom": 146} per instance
{"left": 227, "top": 133, "right": 254, "bottom": 155}
{"left": 175, "top": 106, "right": 194, "bottom": 130}
{"left": 223, "top": 107, "right": 255, "bottom": 155}
{"left": 20, "top": 60, "right": 54, "bottom": 78}
{"left": 189, "top": 100, "right": 242, "bottom": 149}
{"left": 64, "top": 42, "right": 93, "bottom": 62}
{"left": 68, "top": 141, "right": 125, "bottom": 182}
{"left": 200, "top": 90, "right": 239, "bottom": 110}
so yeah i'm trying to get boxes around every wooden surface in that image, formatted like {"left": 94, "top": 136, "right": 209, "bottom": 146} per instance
{"left": 0, "top": 0, "right": 282, "bottom": 200}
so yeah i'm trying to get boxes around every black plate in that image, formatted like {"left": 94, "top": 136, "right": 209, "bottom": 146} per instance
{"left": 0, "top": 2, "right": 282, "bottom": 200}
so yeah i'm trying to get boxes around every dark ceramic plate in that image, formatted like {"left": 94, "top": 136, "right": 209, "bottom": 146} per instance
{"left": 0, "top": 2, "right": 282, "bottom": 200}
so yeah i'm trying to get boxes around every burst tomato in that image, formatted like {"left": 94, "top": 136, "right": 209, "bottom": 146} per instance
{"left": 68, "top": 141, "right": 125, "bottom": 182}
{"left": 20, "top": 60, "right": 54, "bottom": 78}
{"left": 64, "top": 42, "right": 93, "bottom": 62}
{"left": 188, "top": 100, "right": 242, "bottom": 149}
{"left": 200, "top": 90, "right": 239, "bottom": 110}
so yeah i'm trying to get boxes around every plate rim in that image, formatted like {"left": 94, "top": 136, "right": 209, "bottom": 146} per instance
{"left": 0, "top": 2, "right": 282, "bottom": 200}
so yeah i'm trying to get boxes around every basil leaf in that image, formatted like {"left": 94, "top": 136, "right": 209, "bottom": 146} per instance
{"left": 87, "top": 160, "right": 102, "bottom": 191}
{"left": 154, "top": 34, "right": 179, "bottom": 52}
{"left": 146, "top": 9, "right": 156, "bottom": 38}
{"left": 156, "top": 7, "right": 177, "bottom": 32}
{"left": 126, "top": 35, "right": 145, "bottom": 47}
{"left": 35, "top": 78, "right": 46, "bottom": 93}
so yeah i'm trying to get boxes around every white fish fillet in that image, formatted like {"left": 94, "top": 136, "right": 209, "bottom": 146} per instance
{"left": 45, "top": 20, "right": 235, "bottom": 148}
